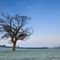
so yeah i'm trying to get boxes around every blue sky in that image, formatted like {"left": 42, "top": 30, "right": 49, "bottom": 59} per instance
{"left": 0, "top": 0, "right": 60, "bottom": 47}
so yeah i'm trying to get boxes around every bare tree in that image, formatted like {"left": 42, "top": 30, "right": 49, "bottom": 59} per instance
{"left": 0, "top": 14, "right": 32, "bottom": 51}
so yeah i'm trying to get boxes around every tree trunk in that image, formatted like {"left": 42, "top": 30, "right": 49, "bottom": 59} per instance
{"left": 12, "top": 42, "right": 16, "bottom": 51}
{"left": 12, "top": 38, "right": 17, "bottom": 51}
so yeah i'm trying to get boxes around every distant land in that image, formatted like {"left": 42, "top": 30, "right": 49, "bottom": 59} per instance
{"left": 0, "top": 45, "right": 60, "bottom": 49}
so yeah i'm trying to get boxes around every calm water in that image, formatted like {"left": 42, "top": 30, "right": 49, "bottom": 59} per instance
{"left": 0, "top": 47, "right": 60, "bottom": 60}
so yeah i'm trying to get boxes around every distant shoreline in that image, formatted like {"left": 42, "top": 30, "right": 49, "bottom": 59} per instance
{"left": 0, "top": 45, "right": 60, "bottom": 49}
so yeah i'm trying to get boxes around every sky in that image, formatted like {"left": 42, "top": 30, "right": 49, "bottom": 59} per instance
{"left": 0, "top": 0, "right": 60, "bottom": 47}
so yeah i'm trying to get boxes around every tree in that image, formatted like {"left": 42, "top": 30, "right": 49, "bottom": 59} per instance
{"left": 0, "top": 14, "right": 32, "bottom": 51}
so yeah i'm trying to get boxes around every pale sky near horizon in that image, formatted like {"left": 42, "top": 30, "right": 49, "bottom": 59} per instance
{"left": 0, "top": 0, "right": 60, "bottom": 47}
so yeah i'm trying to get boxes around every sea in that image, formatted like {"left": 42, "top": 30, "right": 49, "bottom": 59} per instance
{"left": 0, "top": 47, "right": 60, "bottom": 60}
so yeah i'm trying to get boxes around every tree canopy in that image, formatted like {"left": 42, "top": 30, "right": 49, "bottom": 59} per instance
{"left": 0, "top": 14, "right": 32, "bottom": 51}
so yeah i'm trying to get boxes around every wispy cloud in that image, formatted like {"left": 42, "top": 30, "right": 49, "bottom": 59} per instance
{"left": 27, "top": 6, "right": 31, "bottom": 9}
